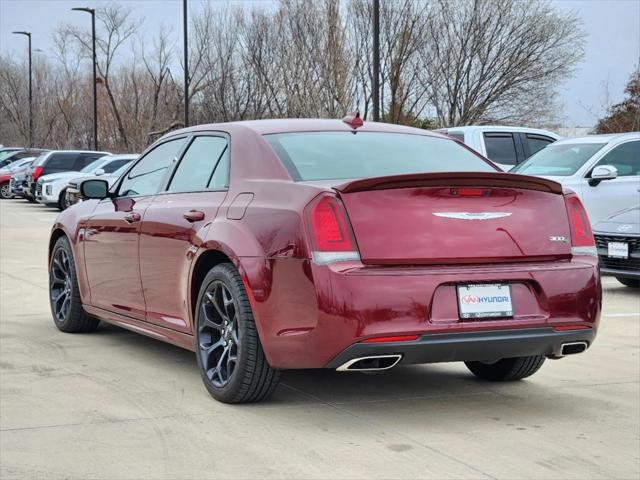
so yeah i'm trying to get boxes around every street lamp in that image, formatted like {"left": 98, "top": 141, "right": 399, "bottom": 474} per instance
{"left": 71, "top": 7, "right": 98, "bottom": 150}
{"left": 183, "top": 0, "right": 189, "bottom": 127}
{"left": 372, "top": 0, "right": 380, "bottom": 122}
{"left": 12, "top": 31, "right": 32, "bottom": 147}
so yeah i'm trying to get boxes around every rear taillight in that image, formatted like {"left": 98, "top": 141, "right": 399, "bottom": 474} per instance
{"left": 32, "top": 166, "right": 43, "bottom": 181}
{"left": 305, "top": 194, "right": 360, "bottom": 264}
{"left": 564, "top": 192, "right": 596, "bottom": 256}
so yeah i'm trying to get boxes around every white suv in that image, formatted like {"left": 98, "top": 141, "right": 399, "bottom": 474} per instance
{"left": 436, "top": 126, "right": 561, "bottom": 171}
{"left": 512, "top": 132, "right": 640, "bottom": 224}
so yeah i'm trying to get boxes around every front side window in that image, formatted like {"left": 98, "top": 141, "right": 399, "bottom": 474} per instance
{"left": 593, "top": 141, "right": 640, "bottom": 177}
{"left": 118, "top": 138, "right": 185, "bottom": 197}
{"left": 512, "top": 143, "right": 606, "bottom": 176}
{"left": 167, "top": 136, "right": 228, "bottom": 192}
{"left": 266, "top": 132, "right": 494, "bottom": 181}
{"left": 484, "top": 133, "right": 517, "bottom": 166}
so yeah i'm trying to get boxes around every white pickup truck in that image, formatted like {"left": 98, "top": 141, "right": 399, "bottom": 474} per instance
{"left": 436, "top": 126, "right": 561, "bottom": 171}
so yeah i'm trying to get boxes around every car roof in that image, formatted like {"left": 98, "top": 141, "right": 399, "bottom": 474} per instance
{"left": 437, "top": 125, "right": 561, "bottom": 137}
{"left": 552, "top": 132, "right": 640, "bottom": 145}
{"left": 168, "top": 119, "right": 446, "bottom": 137}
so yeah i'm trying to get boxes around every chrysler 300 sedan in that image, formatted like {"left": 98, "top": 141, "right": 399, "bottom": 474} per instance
{"left": 48, "top": 118, "right": 602, "bottom": 403}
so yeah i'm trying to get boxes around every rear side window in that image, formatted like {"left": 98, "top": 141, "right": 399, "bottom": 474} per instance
{"left": 44, "top": 153, "right": 78, "bottom": 170}
{"left": 484, "top": 133, "right": 517, "bottom": 166}
{"left": 524, "top": 134, "right": 555, "bottom": 159}
{"left": 102, "top": 159, "right": 130, "bottom": 173}
{"left": 266, "top": 132, "right": 494, "bottom": 181}
{"left": 167, "top": 136, "right": 228, "bottom": 192}
{"left": 75, "top": 153, "right": 104, "bottom": 170}
{"left": 119, "top": 139, "right": 185, "bottom": 197}
{"left": 447, "top": 132, "right": 465, "bottom": 142}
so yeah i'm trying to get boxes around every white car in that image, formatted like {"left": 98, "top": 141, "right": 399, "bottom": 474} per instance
{"left": 37, "top": 154, "right": 136, "bottom": 209}
{"left": 512, "top": 132, "right": 640, "bottom": 224}
{"left": 435, "top": 126, "right": 561, "bottom": 171}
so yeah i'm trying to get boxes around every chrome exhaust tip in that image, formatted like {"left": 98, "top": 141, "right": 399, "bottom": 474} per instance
{"left": 336, "top": 354, "right": 402, "bottom": 372}
{"left": 560, "top": 341, "right": 588, "bottom": 356}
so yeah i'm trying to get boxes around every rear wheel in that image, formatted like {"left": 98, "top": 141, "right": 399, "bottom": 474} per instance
{"left": 49, "top": 236, "right": 99, "bottom": 333}
{"left": 0, "top": 182, "right": 12, "bottom": 199}
{"left": 195, "top": 263, "right": 280, "bottom": 403}
{"left": 465, "top": 356, "right": 545, "bottom": 381}
{"left": 616, "top": 277, "right": 640, "bottom": 288}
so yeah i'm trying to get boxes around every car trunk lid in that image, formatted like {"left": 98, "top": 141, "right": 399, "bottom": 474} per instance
{"left": 333, "top": 172, "right": 570, "bottom": 265}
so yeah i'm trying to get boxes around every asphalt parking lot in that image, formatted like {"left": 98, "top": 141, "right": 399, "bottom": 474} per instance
{"left": 1, "top": 198, "right": 638, "bottom": 480}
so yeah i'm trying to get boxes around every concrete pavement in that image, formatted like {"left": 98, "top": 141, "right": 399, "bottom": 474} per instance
{"left": 1, "top": 198, "right": 639, "bottom": 479}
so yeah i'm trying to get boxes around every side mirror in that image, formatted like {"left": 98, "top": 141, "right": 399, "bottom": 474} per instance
{"left": 591, "top": 165, "right": 618, "bottom": 180}
{"left": 80, "top": 179, "right": 109, "bottom": 200}
{"left": 95, "top": 168, "right": 105, "bottom": 176}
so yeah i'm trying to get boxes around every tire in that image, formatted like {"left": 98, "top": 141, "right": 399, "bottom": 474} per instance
{"left": 57, "top": 189, "right": 69, "bottom": 211}
{"left": 195, "top": 263, "right": 280, "bottom": 403}
{"left": 26, "top": 194, "right": 36, "bottom": 203}
{"left": 465, "top": 355, "right": 545, "bottom": 381}
{"left": 0, "top": 182, "right": 12, "bottom": 199}
{"left": 616, "top": 277, "right": 640, "bottom": 288}
{"left": 49, "top": 236, "right": 99, "bottom": 333}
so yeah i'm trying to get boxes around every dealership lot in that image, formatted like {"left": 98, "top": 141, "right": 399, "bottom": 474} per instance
{"left": 0, "top": 199, "right": 638, "bottom": 479}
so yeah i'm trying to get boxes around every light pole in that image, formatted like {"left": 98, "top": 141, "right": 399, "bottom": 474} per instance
{"left": 372, "top": 0, "right": 380, "bottom": 122}
{"left": 72, "top": 7, "right": 98, "bottom": 150}
{"left": 183, "top": 0, "right": 189, "bottom": 127}
{"left": 12, "top": 31, "right": 32, "bottom": 147}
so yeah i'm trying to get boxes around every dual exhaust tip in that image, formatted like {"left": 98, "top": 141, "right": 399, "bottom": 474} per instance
{"left": 336, "top": 342, "right": 589, "bottom": 371}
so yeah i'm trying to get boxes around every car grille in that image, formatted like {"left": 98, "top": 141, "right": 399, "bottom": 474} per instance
{"left": 595, "top": 234, "right": 640, "bottom": 272}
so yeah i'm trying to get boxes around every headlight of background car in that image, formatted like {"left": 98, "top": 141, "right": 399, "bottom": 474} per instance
{"left": 44, "top": 183, "right": 52, "bottom": 196}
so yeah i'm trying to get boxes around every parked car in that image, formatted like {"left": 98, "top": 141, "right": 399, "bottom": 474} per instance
{"left": 65, "top": 160, "right": 134, "bottom": 207}
{"left": 435, "top": 126, "right": 561, "bottom": 171}
{"left": 23, "top": 150, "right": 109, "bottom": 202}
{"left": 37, "top": 154, "right": 136, "bottom": 210}
{"left": 0, "top": 148, "right": 47, "bottom": 169}
{"left": 0, "top": 147, "right": 22, "bottom": 161}
{"left": 49, "top": 118, "right": 601, "bottom": 404}
{"left": 511, "top": 132, "right": 640, "bottom": 224}
{"left": 593, "top": 206, "right": 639, "bottom": 288}
{"left": 0, "top": 157, "right": 36, "bottom": 199}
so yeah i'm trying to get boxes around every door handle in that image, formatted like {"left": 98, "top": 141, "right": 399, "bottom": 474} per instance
{"left": 183, "top": 210, "right": 205, "bottom": 222}
{"left": 124, "top": 212, "right": 141, "bottom": 223}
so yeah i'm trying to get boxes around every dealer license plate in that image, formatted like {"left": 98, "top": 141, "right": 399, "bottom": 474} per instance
{"left": 607, "top": 242, "right": 628, "bottom": 259}
{"left": 457, "top": 284, "right": 513, "bottom": 319}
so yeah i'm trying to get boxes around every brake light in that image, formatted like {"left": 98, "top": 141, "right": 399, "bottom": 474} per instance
{"left": 305, "top": 194, "right": 360, "bottom": 264}
{"left": 564, "top": 193, "right": 596, "bottom": 256}
{"left": 450, "top": 187, "right": 490, "bottom": 197}
{"left": 33, "top": 166, "right": 43, "bottom": 181}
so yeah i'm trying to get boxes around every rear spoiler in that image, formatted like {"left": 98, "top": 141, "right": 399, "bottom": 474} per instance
{"left": 334, "top": 172, "right": 563, "bottom": 195}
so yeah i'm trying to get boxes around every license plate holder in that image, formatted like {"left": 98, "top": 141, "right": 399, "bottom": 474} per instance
{"left": 607, "top": 242, "right": 628, "bottom": 259}
{"left": 457, "top": 283, "right": 513, "bottom": 319}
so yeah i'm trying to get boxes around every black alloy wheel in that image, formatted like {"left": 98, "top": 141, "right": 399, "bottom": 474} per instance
{"left": 195, "top": 263, "right": 280, "bottom": 403}
{"left": 198, "top": 280, "right": 240, "bottom": 388}
{"left": 49, "top": 236, "right": 99, "bottom": 333}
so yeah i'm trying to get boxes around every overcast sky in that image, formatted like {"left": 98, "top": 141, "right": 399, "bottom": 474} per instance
{"left": 1, "top": 0, "right": 639, "bottom": 127}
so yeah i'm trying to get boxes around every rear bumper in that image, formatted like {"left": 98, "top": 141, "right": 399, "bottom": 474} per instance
{"left": 325, "top": 327, "right": 595, "bottom": 369}
{"left": 246, "top": 257, "right": 602, "bottom": 369}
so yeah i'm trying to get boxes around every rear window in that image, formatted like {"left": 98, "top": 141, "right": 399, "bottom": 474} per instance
{"left": 512, "top": 143, "right": 606, "bottom": 176}
{"left": 266, "top": 132, "right": 495, "bottom": 181}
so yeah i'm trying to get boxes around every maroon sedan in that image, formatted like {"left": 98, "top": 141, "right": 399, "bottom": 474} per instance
{"left": 48, "top": 118, "right": 601, "bottom": 403}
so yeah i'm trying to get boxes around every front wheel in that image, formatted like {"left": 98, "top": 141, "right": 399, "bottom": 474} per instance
{"left": 465, "top": 356, "right": 545, "bottom": 381}
{"left": 195, "top": 263, "right": 280, "bottom": 403}
{"left": 616, "top": 277, "right": 640, "bottom": 288}
{"left": 49, "top": 236, "right": 99, "bottom": 333}
{"left": 58, "top": 189, "right": 70, "bottom": 211}
{"left": 0, "top": 182, "right": 12, "bottom": 199}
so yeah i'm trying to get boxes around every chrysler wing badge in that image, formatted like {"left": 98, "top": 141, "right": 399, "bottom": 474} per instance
{"left": 433, "top": 212, "right": 512, "bottom": 220}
